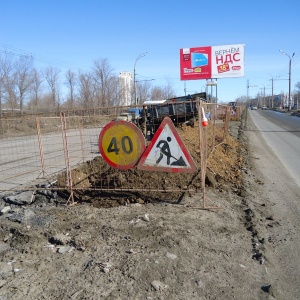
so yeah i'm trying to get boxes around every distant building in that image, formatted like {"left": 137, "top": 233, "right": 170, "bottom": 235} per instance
{"left": 119, "top": 72, "right": 132, "bottom": 106}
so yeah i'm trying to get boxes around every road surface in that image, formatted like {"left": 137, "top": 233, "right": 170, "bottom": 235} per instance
{"left": 249, "top": 109, "right": 300, "bottom": 187}
{"left": 0, "top": 127, "right": 102, "bottom": 192}
{"left": 246, "top": 109, "right": 300, "bottom": 298}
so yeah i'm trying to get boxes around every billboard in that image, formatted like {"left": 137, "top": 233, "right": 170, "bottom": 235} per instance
{"left": 180, "top": 44, "right": 245, "bottom": 80}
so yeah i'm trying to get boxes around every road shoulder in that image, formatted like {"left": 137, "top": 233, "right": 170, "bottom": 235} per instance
{"left": 243, "top": 110, "right": 300, "bottom": 299}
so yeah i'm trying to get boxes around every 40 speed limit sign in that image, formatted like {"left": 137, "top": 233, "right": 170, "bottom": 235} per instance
{"left": 98, "top": 120, "right": 146, "bottom": 170}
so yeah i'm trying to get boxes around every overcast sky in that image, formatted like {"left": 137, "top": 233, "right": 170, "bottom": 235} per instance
{"left": 1, "top": 0, "right": 299, "bottom": 103}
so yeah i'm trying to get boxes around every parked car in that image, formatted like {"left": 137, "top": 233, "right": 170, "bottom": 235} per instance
{"left": 262, "top": 106, "right": 267, "bottom": 110}
{"left": 116, "top": 112, "right": 133, "bottom": 122}
{"left": 251, "top": 106, "right": 258, "bottom": 110}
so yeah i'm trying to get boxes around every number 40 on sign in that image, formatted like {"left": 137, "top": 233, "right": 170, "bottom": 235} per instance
{"left": 98, "top": 120, "right": 146, "bottom": 170}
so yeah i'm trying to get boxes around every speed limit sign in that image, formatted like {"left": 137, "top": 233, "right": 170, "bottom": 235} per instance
{"left": 98, "top": 120, "right": 146, "bottom": 170}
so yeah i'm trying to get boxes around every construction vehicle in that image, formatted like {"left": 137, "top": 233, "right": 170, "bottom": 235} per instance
{"left": 139, "top": 92, "right": 207, "bottom": 140}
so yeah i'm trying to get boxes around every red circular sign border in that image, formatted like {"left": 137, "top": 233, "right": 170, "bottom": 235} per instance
{"left": 98, "top": 120, "right": 146, "bottom": 170}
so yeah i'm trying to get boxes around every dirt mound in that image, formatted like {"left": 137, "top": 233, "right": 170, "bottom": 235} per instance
{"left": 2, "top": 113, "right": 281, "bottom": 300}
{"left": 58, "top": 120, "right": 244, "bottom": 208}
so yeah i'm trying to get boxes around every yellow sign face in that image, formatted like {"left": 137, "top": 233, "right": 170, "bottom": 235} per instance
{"left": 98, "top": 120, "right": 146, "bottom": 170}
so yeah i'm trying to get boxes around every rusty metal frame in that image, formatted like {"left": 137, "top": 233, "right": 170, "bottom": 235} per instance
{"left": 197, "top": 102, "right": 220, "bottom": 210}
{"left": 60, "top": 112, "right": 75, "bottom": 205}
{"left": 0, "top": 104, "right": 242, "bottom": 208}
{"left": 36, "top": 117, "right": 46, "bottom": 178}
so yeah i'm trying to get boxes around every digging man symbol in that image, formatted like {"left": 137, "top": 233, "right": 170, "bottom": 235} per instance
{"left": 156, "top": 136, "right": 187, "bottom": 166}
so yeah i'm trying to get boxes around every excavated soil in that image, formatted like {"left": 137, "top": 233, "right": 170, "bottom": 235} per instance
{"left": 56, "top": 120, "right": 244, "bottom": 208}
{"left": 0, "top": 114, "right": 280, "bottom": 300}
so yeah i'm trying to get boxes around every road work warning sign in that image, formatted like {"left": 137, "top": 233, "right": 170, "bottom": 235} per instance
{"left": 137, "top": 117, "right": 197, "bottom": 173}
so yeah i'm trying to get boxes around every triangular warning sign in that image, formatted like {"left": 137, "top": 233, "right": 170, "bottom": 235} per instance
{"left": 137, "top": 117, "right": 197, "bottom": 173}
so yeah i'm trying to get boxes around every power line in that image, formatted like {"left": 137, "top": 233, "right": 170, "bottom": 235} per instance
{"left": 0, "top": 43, "right": 88, "bottom": 72}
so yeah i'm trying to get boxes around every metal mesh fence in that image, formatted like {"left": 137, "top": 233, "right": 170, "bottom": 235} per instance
{"left": 0, "top": 102, "right": 241, "bottom": 200}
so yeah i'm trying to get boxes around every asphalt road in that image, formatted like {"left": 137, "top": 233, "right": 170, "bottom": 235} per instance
{"left": 0, "top": 127, "right": 101, "bottom": 192}
{"left": 246, "top": 109, "right": 300, "bottom": 298}
{"left": 248, "top": 109, "right": 300, "bottom": 187}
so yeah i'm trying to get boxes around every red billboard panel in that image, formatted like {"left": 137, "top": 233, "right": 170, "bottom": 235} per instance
{"left": 180, "top": 44, "right": 245, "bottom": 80}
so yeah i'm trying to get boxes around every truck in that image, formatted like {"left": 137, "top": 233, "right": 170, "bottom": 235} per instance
{"left": 127, "top": 108, "right": 142, "bottom": 119}
{"left": 140, "top": 92, "right": 207, "bottom": 140}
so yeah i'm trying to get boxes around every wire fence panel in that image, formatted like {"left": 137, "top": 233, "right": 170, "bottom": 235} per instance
{"left": 0, "top": 115, "right": 103, "bottom": 193}
{"left": 0, "top": 118, "right": 45, "bottom": 190}
{"left": 0, "top": 103, "right": 242, "bottom": 199}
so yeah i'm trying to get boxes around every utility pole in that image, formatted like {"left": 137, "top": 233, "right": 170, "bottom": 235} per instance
{"left": 279, "top": 50, "right": 295, "bottom": 111}
{"left": 133, "top": 52, "right": 147, "bottom": 105}
{"left": 270, "top": 76, "right": 274, "bottom": 108}
{"left": 246, "top": 80, "right": 257, "bottom": 102}
{"left": 247, "top": 79, "right": 250, "bottom": 99}
{"left": 288, "top": 54, "right": 294, "bottom": 110}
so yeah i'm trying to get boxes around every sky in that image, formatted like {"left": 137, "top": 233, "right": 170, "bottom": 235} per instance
{"left": 1, "top": 0, "right": 300, "bottom": 104}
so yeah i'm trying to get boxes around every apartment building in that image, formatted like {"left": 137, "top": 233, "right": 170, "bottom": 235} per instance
{"left": 119, "top": 72, "right": 132, "bottom": 106}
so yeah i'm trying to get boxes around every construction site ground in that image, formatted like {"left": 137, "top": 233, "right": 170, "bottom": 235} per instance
{"left": 0, "top": 111, "right": 298, "bottom": 300}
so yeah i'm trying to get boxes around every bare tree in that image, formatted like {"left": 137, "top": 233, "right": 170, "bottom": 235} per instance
{"left": 0, "top": 52, "right": 13, "bottom": 116}
{"left": 105, "top": 75, "right": 120, "bottom": 106}
{"left": 42, "top": 67, "right": 61, "bottom": 109}
{"left": 294, "top": 81, "right": 300, "bottom": 108}
{"left": 0, "top": 52, "right": 180, "bottom": 114}
{"left": 29, "top": 68, "right": 43, "bottom": 112}
{"left": 150, "top": 86, "right": 167, "bottom": 100}
{"left": 295, "top": 81, "right": 300, "bottom": 98}
{"left": 93, "top": 58, "right": 115, "bottom": 107}
{"left": 162, "top": 79, "right": 176, "bottom": 99}
{"left": 150, "top": 83, "right": 176, "bottom": 101}
{"left": 65, "top": 69, "right": 77, "bottom": 109}
{"left": 136, "top": 81, "right": 152, "bottom": 103}
{"left": 14, "top": 55, "right": 33, "bottom": 112}
{"left": 78, "top": 71, "right": 94, "bottom": 108}
{"left": 4, "top": 73, "right": 18, "bottom": 111}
